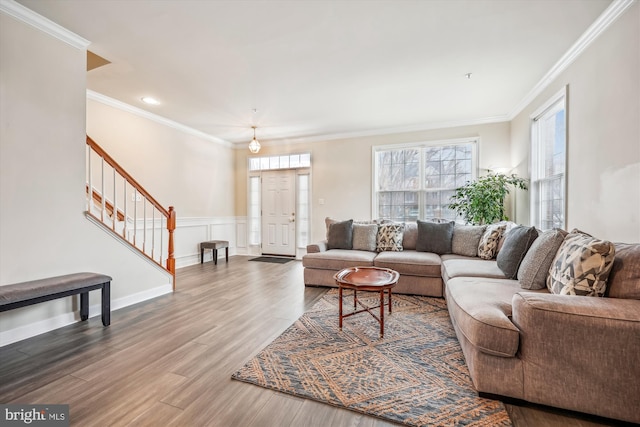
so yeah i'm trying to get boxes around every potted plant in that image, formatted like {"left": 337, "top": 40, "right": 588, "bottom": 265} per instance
{"left": 448, "top": 173, "right": 528, "bottom": 225}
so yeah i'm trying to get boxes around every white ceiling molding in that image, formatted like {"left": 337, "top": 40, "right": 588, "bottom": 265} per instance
{"left": 0, "top": 0, "right": 89, "bottom": 49}
{"left": 87, "top": 90, "right": 233, "bottom": 148}
{"left": 508, "top": 0, "right": 636, "bottom": 120}
{"left": 231, "top": 115, "right": 510, "bottom": 149}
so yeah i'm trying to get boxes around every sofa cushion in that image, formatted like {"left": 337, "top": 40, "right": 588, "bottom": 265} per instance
{"left": 452, "top": 225, "right": 486, "bottom": 257}
{"left": 517, "top": 228, "right": 567, "bottom": 290}
{"left": 478, "top": 223, "right": 507, "bottom": 260}
{"left": 302, "top": 249, "right": 377, "bottom": 270}
{"left": 606, "top": 243, "right": 640, "bottom": 299}
{"left": 442, "top": 258, "right": 506, "bottom": 282}
{"left": 376, "top": 223, "right": 404, "bottom": 252}
{"left": 352, "top": 223, "right": 378, "bottom": 252}
{"left": 402, "top": 222, "right": 418, "bottom": 250}
{"left": 445, "top": 277, "right": 524, "bottom": 357}
{"left": 496, "top": 225, "right": 539, "bottom": 279}
{"left": 416, "top": 220, "right": 454, "bottom": 254}
{"left": 327, "top": 219, "right": 353, "bottom": 250}
{"left": 373, "top": 250, "right": 441, "bottom": 277}
{"left": 547, "top": 230, "right": 616, "bottom": 297}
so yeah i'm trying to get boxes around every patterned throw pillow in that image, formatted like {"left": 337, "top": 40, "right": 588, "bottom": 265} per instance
{"left": 547, "top": 230, "right": 616, "bottom": 297}
{"left": 352, "top": 223, "right": 378, "bottom": 252}
{"left": 517, "top": 228, "right": 567, "bottom": 290}
{"left": 376, "top": 223, "right": 404, "bottom": 252}
{"left": 477, "top": 223, "right": 507, "bottom": 260}
{"left": 452, "top": 225, "right": 486, "bottom": 257}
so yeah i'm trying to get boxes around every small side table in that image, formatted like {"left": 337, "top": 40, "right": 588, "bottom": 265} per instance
{"left": 200, "top": 240, "right": 229, "bottom": 265}
{"left": 334, "top": 266, "right": 399, "bottom": 337}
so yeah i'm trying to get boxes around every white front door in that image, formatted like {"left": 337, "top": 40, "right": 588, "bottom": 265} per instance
{"left": 261, "top": 170, "right": 296, "bottom": 256}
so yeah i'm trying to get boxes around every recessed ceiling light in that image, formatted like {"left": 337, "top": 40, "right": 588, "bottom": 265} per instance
{"left": 141, "top": 96, "right": 160, "bottom": 105}
{"left": 464, "top": 73, "right": 472, "bottom": 80}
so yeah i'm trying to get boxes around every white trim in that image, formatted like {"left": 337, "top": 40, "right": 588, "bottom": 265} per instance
{"left": 0, "top": 283, "right": 172, "bottom": 347}
{"left": 0, "top": 0, "right": 90, "bottom": 49}
{"left": 510, "top": 0, "right": 636, "bottom": 119}
{"left": 530, "top": 86, "right": 568, "bottom": 120}
{"left": 233, "top": 116, "right": 507, "bottom": 148}
{"left": 87, "top": 90, "right": 233, "bottom": 148}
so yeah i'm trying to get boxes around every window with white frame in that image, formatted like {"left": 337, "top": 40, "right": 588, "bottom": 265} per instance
{"left": 374, "top": 139, "right": 477, "bottom": 222}
{"left": 531, "top": 88, "right": 566, "bottom": 230}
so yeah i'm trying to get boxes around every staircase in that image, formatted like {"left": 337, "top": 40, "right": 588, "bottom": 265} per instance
{"left": 85, "top": 136, "right": 176, "bottom": 287}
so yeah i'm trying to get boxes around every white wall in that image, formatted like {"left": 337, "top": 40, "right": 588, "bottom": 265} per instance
{"left": 0, "top": 10, "right": 171, "bottom": 345}
{"left": 511, "top": 2, "right": 640, "bottom": 242}
{"left": 235, "top": 121, "right": 512, "bottom": 243}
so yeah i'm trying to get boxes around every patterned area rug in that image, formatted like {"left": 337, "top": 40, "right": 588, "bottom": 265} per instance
{"left": 232, "top": 290, "right": 512, "bottom": 426}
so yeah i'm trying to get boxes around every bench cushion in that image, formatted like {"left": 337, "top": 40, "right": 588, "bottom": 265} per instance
{"left": 302, "top": 249, "right": 377, "bottom": 270}
{"left": 200, "top": 240, "right": 229, "bottom": 249}
{"left": 0, "top": 272, "right": 112, "bottom": 306}
{"left": 373, "top": 250, "right": 441, "bottom": 277}
{"left": 442, "top": 257, "right": 506, "bottom": 283}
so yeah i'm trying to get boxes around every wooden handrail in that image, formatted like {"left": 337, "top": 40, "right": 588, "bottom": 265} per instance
{"left": 86, "top": 135, "right": 176, "bottom": 283}
{"left": 86, "top": 184, "right": 125, "bottom": 222}
{"left": 86, "top": 136, "right": 169, "bottom": 218}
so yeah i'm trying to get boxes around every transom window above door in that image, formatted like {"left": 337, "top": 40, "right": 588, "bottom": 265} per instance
{"left": 249, "top": 153, "right": 311, "bottom": 171}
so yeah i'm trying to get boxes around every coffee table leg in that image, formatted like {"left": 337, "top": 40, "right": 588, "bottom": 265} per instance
{"left": 339, "top": 286, "right": 343, "bottom": 330}
{"left": 380, "top": 290, "right": 384, "bottom": 337}
{"left": 389, "top": 289, "right": 393, "bottom": 313}
{"left": 353, "top": 289, "right": 357, "bottom": 310}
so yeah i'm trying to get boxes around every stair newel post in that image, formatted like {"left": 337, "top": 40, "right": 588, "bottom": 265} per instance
{"left": 167, "top": 206, "right": 176, "bottom": 288}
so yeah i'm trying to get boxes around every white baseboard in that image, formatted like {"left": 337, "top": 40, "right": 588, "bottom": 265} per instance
{"left": 0, "top": 283, "right": 173, "bottom": 347}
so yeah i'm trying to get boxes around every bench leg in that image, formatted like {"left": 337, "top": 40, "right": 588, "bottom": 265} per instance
{"left": 225, "top": 247, "right": 229, "bottom": 263}
{"left": 102, "top": 282, "right": 111, "bottom": 326}
{"left": 214, "top": 249, "right": 218, "bottom": 265}
{"left": 200, "top": 247, "right": 204, "bottom": 264}
{"left": 80, "top": 292, "right": 89, "bottom": 321}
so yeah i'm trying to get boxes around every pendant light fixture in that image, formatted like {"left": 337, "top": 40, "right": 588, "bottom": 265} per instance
{"left": 248, "top": 126, "right": 261, "bottom": 154}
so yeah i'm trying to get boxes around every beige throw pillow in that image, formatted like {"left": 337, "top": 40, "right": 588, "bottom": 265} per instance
{"left": 352, "top": 224, "right": 378, "bottom": 252}
{"left": 452, "top": 225, "right": 486, "bottom": 257}
{"left": 517, "top": 228, "right": 567, "bottom": 290}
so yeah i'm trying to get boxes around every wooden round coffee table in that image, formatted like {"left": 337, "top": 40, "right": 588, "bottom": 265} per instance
{"left": 334, "top": 266, "right": 400, "bottom": 337}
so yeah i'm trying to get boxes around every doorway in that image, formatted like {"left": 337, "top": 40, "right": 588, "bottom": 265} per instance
{"left": 261, "top": 170, "right": 296, "bottom": 256}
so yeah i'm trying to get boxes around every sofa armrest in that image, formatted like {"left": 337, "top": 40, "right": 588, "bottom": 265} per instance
{"left": 306, "top": 240, "right": 328, "bottom": 253}
{"left": 512, "top": 292, "right": 640, "bottom": 423}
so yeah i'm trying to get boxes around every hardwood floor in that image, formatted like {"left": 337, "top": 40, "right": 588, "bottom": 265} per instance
{"left": 0, "top": 258, "right": 621, "bottom": 426}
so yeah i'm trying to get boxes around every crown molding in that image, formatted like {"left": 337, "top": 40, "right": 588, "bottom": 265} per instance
{"left": 87, "top": 90, "right": 233, "bottom": 148}
{"left": 0, "top": 0, "right": 90, "bottom": 49}
{"left": 509, "top": 0, "right": 636, "bottom": 119}
{"left": 231, "top": 115, "right": 510, "bottom": 149}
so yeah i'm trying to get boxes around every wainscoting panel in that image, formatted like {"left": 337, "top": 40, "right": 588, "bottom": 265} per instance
{"left": 174, "top": 217, "right": 244, "bottom": 268}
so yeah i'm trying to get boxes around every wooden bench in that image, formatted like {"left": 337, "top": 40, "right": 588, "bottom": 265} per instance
{"left": 0, "top": 272, "right": 112, "bottom": 326}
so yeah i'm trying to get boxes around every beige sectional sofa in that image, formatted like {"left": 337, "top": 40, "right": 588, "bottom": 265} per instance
{"left": 302, "top": 220, "right": 640, "bottom": 424}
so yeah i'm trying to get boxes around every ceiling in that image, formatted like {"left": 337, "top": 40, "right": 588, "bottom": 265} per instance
{"left": 17, "top": 0, "right": 612, "bottom": 145}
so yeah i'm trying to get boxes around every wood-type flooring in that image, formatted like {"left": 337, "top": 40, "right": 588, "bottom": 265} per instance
{"left": 0, "top": 258, "right": 622, "bottom": 426}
